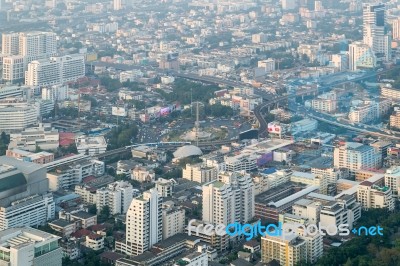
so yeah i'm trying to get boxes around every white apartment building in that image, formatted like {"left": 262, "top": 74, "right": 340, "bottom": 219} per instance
{"left": 349, "top": 41, "right": 376, "bottom": 71}
{"left": 384, "top": 166, "right": 400, "bottom": 198}
{"left": 155, "top": 178, "right": 175, "bottom": 197}
{"left": 75, "top": 135, "right": 107, "bottom": 156}
{"left": 319, "top": 201, "right": 351, "bottom": 229}
{"left": 46, "top": 157, "right": 105, "bottom": 191}
{"left": 116, "top": 189, "right": 162, "bottom": 256}
{"left": 253, "top": 169, "right": 292, "bottom": 195}
{"left": 348, "top": 100, "right": 382, "bottom": 123}
{"left": 8, "top": 123, "right": 59, "bottom": 151}
{"left": 18, "top": 32, "right": 57, "bottom": 59}
{"left": 182, "top": 163, "right": 218, "bottom": 183}
{"left": 392, "top": 17, "right": 400, "bottom": 40}
{"left": 42, "top": 85, "right": 69, "bottom": 101}
{"left": 224, "top": 154, "right": 258, "bottom": 172}
{"left": 96, "top": 181, "right": 134, "bottom": 215}
{"left": 357, "top": 181, "right": 395, "bottom": 211}
{"left": 292, "top": 199, "right": 321, "bottom": 225}
{"left": 131, "top": 166, "right": 155, "bottom": 182}
{"left": 218, "top": 171, "right": 255, "bottom": 224}
{"left": 310, "top": 98, "right": 337, "bottom": 113}
{"left": 162, "top": 206, "right": 185, "bottom": 240}
{"left": 203, "top": 171, "right": 254, "bottom": 225}
{"left": 1, "top": 32, "right": 20, "bottom": 55}
{"left": 257, "top": 58, "right": 275, "bottom": 72}
{"left": 381, "top": 85, "right": 400, "bottom": 100}
{"left": 261, "top": 234, "right": 307, "bottom": 266}
{"left": 0, "top": 101, "right": 38, "bottom": 133}
{"left": 202, "top": 181, "right": 235, "bottom": 226}
{"left": 25, "top": 54, "right": 85, "bottom": 86}
{"left": 333, "top": 142, "right": 381, "bottom": 175}
{"left": 296, "top": 228, "right": 323, "bottom": 264}
{"left": 2, "top": 55, "right": 25, "bottom": 82}
{"left": 0, "top": 227, "right": 62, "bottom": 266}
{"left": 311, "top": 167, "right": 344, "bottom": 185}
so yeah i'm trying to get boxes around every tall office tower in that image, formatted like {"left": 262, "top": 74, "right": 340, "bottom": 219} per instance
{"left": 348, "top": 41, "right": 376, "bottom": 71}
{"left": 363, "top": 3, "right": 391, "bottom": 61}
{"left": 117, "top": 189, "right": 162, "bottom": 256}
{"left": 1, "top": 32, "right": 20, "bottom": 55}
{"left": 25, "top": 54, "right": 85, "bottom": 86}
{"left": 333, "top": 142, "right": 381, "bottom": 176}
{"left": 392, "top": 18, "right": 400, "bottom": 40}
{"left": 114, "top": 0, "right": 122, "bottom": 10}
{"left": 19, "top": 32, "right": 57, "bottom": 60}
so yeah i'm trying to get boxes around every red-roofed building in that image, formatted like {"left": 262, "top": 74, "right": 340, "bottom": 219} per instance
{"left": 71, "top": 228, "right": 92, "bottom": 238}
{"left": 59, "top": 132, "right": 76, "bottom": 147}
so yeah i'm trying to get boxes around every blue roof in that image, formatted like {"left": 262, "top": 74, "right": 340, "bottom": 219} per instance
{"left": 262, "top": 168, "right": 276, "bottom": 174}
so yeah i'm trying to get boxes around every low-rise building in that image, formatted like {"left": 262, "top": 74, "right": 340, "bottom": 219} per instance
{"left": 75, "top": 135, "right": 107, "bottom": 156}
{"left": 0, "top": 227, "right": 62, "bottom": 266}
{"left": 85, "top": 233, "right": 105, "bottom": 251}
{"left": 8, "top": 123, "right": 59, "bottom": 151}
{"left": 131, "top": 166, "right": 155, "bottom": 182}
{"left": 6, "top": 148, "right": 54, "bottom": 164}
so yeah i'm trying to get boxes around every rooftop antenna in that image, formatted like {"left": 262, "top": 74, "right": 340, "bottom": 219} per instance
{"left": 195, "top": 101, "right": 199, "bottom": 146}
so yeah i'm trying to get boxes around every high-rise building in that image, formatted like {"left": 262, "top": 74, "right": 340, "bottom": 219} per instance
{"left": 0, "top": 227, "right": 62, "bottom": 266}
{"left": 18, "top": 32, "right": 57, "bottom": 60}
{"left": 116, "top": 189, "right": 162, "bottom": 256}
{"left": 203, "top": 171, "right": 254, "bottom": 225}
{"left": 1, "top": 32, "right": 20, "bottom": 55}
{"left": 162, "top": 204, "right": 185, "bottom": 240}
{"left": 392, "top": 18, "right": 400, "bottom": 40}
{"left": 114, "top": 0, "right": 122, "bottom": 10}
{"left": 96, "top": 181, "right": 134, "bottom": 215}
{"left": 182, "top": 163, "right": 218, "bottom": 183}
{"left": 357, "top": 181, "right": 395, "bottom": 211}
{"left": 363, "top": 3, "right": 391, "bottom": 61}
{"left": 348, "top": 42, "right": 376, "bottom": 71}
{"left": 2, "top": 55, "right": 25, "bottom": 82}
{"left": 25, "top": 54, "right": 85, "bottom": 86}
{"left": 202, "top": 181, "right": 235, "bottom": 226}
{"left": 334, "top": 142, "right": 381, "bottom": 175}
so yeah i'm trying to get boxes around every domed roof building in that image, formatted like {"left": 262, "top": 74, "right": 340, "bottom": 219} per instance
{"left": 173, "top": 145, "right": 203, "bottom": 159}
